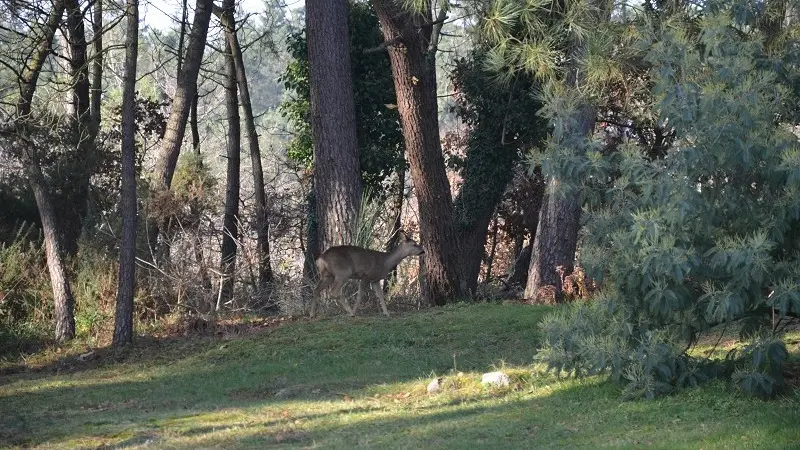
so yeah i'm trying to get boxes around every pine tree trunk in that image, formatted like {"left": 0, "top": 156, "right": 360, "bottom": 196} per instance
{"left": 524, "top": 107, "right": 592, "bottom": 301}
{"left": 28, "top": 168, "right": 75, "bottom": 342}
{"left": 63, "top": 0, "right": 95, "bottom": 256}
{"left": 15, "top": 0, "right": 75, "bottom": 342}
{"left": 370, "top": 0, "right": 463, "bottom": 305}
{"left": 219, "top": 10, "right": 240, "bottom": 306}
{"left": 484, "top": 214, "right": 499, "bottom": 282}
{"left": 90, "top": 0, "right": 102, "bottom": 130}
{"left": 384, "top": 166, "right": 405, "bottom": 291}
{"left": 306, "top": 0, "right": 362, "bottom": 249}
{"left": 153, "top": 0, "right": 213, "bottom": 189}
{"left": 215, "top": 5, "right": 275, "bottom": 298}
{"left": 113, "top": 0, "right": 139, "bottom": 347}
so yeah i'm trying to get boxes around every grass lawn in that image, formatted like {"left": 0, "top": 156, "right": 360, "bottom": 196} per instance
{"left": 1, "top": 303, "right": 798, "bottom": 449}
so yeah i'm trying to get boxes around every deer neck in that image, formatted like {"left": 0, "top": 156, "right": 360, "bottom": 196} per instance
{"left": 383, "top": 246, "right": 410, "bottom": 270}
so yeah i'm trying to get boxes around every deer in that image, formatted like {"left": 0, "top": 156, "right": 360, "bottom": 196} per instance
{"left": 310, "top": 230, "right": 425, "bottom": 318}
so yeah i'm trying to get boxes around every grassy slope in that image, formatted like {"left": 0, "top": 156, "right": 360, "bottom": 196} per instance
{"left": 1, "top": 304, "right": 798, "bottom": 449}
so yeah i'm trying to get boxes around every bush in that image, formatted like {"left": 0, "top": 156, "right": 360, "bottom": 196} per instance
{"left": 536, "top": 2, "right": 800, "bottom": 398}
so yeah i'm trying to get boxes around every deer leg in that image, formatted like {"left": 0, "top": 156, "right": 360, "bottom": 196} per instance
{"left": 310, "top": 274, "right": 333, "bottom": 317}
{"left": 352, "top": 280, "right": 368, "bottom": 316}
{"left": 371, "top": 282, "right": 391, "bottom": 317}
{"left": 331, "top": 278, "right": 354, "bottom": 316}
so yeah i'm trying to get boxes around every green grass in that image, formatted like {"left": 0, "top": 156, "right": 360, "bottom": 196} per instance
{"left": 1, "top": 303, "right": 798, "bottom": 449}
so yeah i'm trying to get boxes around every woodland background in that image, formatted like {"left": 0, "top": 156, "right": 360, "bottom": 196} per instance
{"left": 1, "top": 0, "right": 800, "bottom": 399}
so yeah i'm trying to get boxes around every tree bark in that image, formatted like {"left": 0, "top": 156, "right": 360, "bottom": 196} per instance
{"left": 113, "top": 0, "right": 139, "bottom": 347}
{"left": 219, "top": 6, "right": 240, "bottom": 305}
{"left": 26, "top": 167, "right": 75, "bottom": 342}
{"left": 14, "top": 0, "right": 76, "bottom": 342}
{"left": 484, "top": 213, "right": 499, "bottom": 282}
{"left": 524, "top": 105, "right": 593, "bottom": 301}
{"left": 17, "top": 0, "right": 66, "bottom": 117}
{"left": 370, "top": 0, "right": 463, "bottom": 305}
{"left": 90, "top": 0, "right": 102, "bottom": 130}
{"left": 306, "top": 0, "right": 362, "bottom": 249}
{"left": 215, "top": 4, "right": 275, "bottom": 299}
{"left": 63, "top": 0, "right": 95, "bottom": 255}
{"left": 152, "top": 0, "right": 214, "bottom": 189}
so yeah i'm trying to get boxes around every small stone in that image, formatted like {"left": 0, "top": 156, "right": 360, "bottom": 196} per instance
{"left": 77, "top": 351, "right": 95, "bottom": 362}
{"left": 427, "top": 377, "right": 442, "bottom": 393}
{"left": 481, "top": 371, "right": 510, "bottom": 387}
{"left": 274, "top": 387, "right": 299, "bottom": 399}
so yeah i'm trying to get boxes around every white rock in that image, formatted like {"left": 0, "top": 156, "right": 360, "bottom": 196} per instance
{"left": 481, "top": 371, "right": 510, "bottom": 387}
{"left": 427, "top": 378, "right": 442, "bottom": 393}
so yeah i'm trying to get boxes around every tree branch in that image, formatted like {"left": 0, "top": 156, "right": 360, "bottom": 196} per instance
{"left": 363, "top": 36, "right": 402, "bottom": 54}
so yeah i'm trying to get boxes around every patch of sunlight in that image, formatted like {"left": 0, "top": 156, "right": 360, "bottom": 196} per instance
{"left": 0, "top": 362, "right": 216, "bottom": 398}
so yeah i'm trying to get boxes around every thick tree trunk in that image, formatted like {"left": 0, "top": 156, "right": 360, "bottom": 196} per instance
{"left": 524, "top": 105, "right": 593, "bottom": 300}
{"left": 219, "top": 9, "right": 241, "bottom": 305}
{"left": 113, "top": 0, "right": 139, "bottom": 347}
{"left": 370, "top": 0, "right": 463, "bottom": 305}
{"left": 215, "top": 5, "right": 275, "bottom": 298}
{"left": 306, "top": 0, "right": 362, "bottom": 249}
{"left": 152, "top": 0, "right": 213, "bottom": 189}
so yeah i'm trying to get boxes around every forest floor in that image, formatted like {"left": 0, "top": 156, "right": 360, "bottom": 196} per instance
{"left": 1, "top": 303, "right": 799, "bottom": 449}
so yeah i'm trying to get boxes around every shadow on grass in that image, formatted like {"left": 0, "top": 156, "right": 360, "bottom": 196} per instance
{"left": 0, "top": 305, "right": 552, "bottom": 446}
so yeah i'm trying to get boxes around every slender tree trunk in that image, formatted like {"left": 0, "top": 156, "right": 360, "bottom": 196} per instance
{"left": 384, "top": 166, "right": 405, "bottom": 291}
{"left": 27, "top": 168, "right": 75, "bottom": 342}
{"left": 63, "top": 0, "right": 95, "bottom": 255}
{"left": 18, "top": 0, "right": 66, "bottom": 117}
{"left": 306, "top": 0, "right": 362, "bottom": 249}
{"left": 90, "top": 0, "right": 102, "bottom": 130}
{"left": 303, "top": 189, "right": 320, "bottom": 276}
{"left": 215, "top": 5, "right": 275, "bottom": 297}
{"left": 508, "top": 241, "right": 532, "bottom": 289}
{"left": 219, "top": 7, "right": 240, "bottom": 305}
{"left": 370, "top": 0, "right": 463, "bottom": 305}
{"left": 15, "top": 0, "right": 75, "bottom": 342}
{"left": 190, "top": 93, "right": 200, "bottom": 154}
{"left": 455, "top": 132, "right": 520, "bottom": 293}
{"left": 484, "top": 213, "right": 499, "bottom": 282}
{"left": 152, "top": 0, "right": 213, "bottom": 189}
{"left": 66, "top": 0, "right": 90, "bottom": 125}
{"left": 113, "top": 0, "right": 139, "bottom": 347}
{"left": 147, "top": 0, "right": 212, "bottom": 257}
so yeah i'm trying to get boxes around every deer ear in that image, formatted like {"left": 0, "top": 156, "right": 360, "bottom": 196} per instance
{"left": 396, "top": 230, "right": 407, "bottom": 241}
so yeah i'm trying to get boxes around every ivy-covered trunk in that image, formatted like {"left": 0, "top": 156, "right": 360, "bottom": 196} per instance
{"left": 371, "top": 0, "right": 464, "bottom": 305}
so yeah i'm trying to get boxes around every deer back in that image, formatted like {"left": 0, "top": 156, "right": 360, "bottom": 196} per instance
{"left": 318, "top": 246, "right": 390, "bottom": 281}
